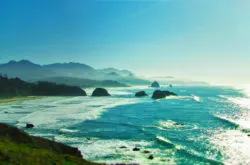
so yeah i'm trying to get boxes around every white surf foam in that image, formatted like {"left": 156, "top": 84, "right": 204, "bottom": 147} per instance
{"left": 214, "top": 114, "right": 250, "bottom": 131}
{"left": 192, "top": 95, "right": 201, "bottom": 102}
{"left": 76, "top": 139, "right": 164, "bottom": 165}
{"left": 59, "top": 128, "right": 79, "bottom": 133}
{"left": 218, "top": 94, "right": 250, "bottom": 109}
{"left": 210, "top": 129, "right": 250, "bottom": 165}
{"left": 165, "top": 95, "right": 201, "bottom": 102}
{"left": 13, "top": 96, "right": 142, "bottom": 129}
{"left": 228, "top": 97, "right": 250, "bottom": 109}
{"left": 157, "top": 120, "right": 184, "bottom": 130}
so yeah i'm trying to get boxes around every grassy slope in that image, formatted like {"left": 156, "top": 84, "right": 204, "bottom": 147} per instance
{"left": 0, "top": 123, "right": 103, "bottom": 165}
{"left": 0, "top": 138, "right": 99, "bottom": 165}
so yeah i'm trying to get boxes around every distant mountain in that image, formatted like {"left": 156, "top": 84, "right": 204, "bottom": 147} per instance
{"left": 43, "top": 62, "right": 95, "bottom": 77}
{"left": 36, "top": 76, "right": 128, "bottom": 88}
{"left": 0, "top": 60, "right": 55, "bottom": 80}
{"left": 98, "top": 68, "right": 134, "bottom": 77}
{"left": 0, "top": 60, "right": 149, "bottom": 86}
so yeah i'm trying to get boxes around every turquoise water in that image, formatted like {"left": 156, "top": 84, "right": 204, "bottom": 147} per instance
{"left": 1, "top": 86, "right": 250, "bottom": 164}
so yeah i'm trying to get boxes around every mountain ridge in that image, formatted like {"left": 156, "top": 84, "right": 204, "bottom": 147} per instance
{"left": 0, "top": 60, "right": 150, "bottom": 86}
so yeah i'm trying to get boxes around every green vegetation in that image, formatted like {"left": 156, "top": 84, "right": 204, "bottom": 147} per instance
{"left": 0, "top": 123, "right": 103, "bottom": 165}
{"left": 0, "top": 75, "right": 86, "bottom": 98}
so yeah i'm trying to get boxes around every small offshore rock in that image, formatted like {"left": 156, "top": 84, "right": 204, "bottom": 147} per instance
{"left": 143, "top": 150, "right": 150, "bottom": 153}
{"left": 135, "top": 91, "right": 148, "bottom": 97}
{"left": 133, "top": 147, "right": 140, "bottom": 151}
{"left": 148, "top": 154, "right": 154, "bottom": 160}
{"left": 26, "top": 123, "right": 34, "bottom": 129}
{"left": 151, "top": 81, "right": 160, "bottom": 88}
{"left": 119, "top": 146, "right": 127, "bottom": 149}
{"left": 152, "top": 90, "right": 177, "bottom": 99}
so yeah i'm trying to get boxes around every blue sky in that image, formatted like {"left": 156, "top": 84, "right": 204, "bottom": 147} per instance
{"left": 0, "top": 0, "right": 249, "bottom": 84}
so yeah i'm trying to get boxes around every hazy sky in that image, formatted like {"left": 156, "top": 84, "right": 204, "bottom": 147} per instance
{"left": 0, "top": 0, "right": 249, "bottom": 84}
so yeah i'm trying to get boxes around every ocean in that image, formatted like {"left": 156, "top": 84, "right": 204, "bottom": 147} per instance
{"left": 1, "top": 85, "right": 250, "bottom": 165}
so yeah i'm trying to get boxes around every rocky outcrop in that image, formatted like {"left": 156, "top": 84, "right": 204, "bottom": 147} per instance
{"left": 119, "top": 146, "right": 127, "bottom": 149}
{"left": 92, "top": 88, "right": 111, "bottom": 96}
{"left": 148, "top": 155, "right": 154, "bottom": 160}
{"left": 26, "top": 123, "right": 34, "bottom": 129}
{"left": 152, "top": 90, "right": 177, "bottom": 99}
{"left": 162, "top": 90, "right": 177, "bottom": 97}
{"left": 135, "top": 91, "right": 148, "bottom": 97}
{"left": 0, "top": 123, "right": 102, "bottom": 165}
{"left": 0, "top": 123, "right": 82, "bottom": 157}
{"left": 151, "top": 81, "right": 160, "bottom": 88}
{"left": 133, "top": 147, "right": 140, "bottom": 151}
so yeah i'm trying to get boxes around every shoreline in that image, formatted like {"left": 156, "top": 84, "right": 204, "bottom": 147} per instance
{"left": 0, "top": 96, "right": 42, "bottom": 103}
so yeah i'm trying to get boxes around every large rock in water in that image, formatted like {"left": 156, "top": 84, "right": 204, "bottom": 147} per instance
{"left": 135, "top": 91, "right": 148, "bottom": 97}
{"left": 92, "top": 88, "right": 111, "bottom": 96}
{"left": 151, "top": 81, "right": 160, "bottom": 88}
{"left": 152, "top": 90, "right": 177, "bottom": 99}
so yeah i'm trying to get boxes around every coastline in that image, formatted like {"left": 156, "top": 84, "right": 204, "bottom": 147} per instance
{"left": 0, "top": 96, "right": 43, "bottom": 104}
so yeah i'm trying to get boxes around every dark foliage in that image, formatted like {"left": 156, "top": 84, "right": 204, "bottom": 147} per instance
{"left": 0, "top": 74, "right": 86, "bottom": 97}
{"left": 32, "top": 81, "right": 86, "bottom": 96}
{"left": 0, "top": 74, "right": 32, "bottom": 97}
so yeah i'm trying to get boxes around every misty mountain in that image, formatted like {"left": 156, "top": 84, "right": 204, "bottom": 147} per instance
{"left": 0, "top": 60, "right": 149, "bottom": 86}
{"left": 0, "top": 60, "right": 55, "bottom": 80}
{"left": 35, "top": 77, "right": 128, "bottom": 88}
{"left": 98, "top": 68, "right": 134, "bottom": 77}
{"left": 43, "top": 62, "right": 95, "bottom": 77}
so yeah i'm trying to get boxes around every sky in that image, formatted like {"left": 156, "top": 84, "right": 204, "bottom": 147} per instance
{"left": 0, "top": 0, "right": 250, "bottom": 84}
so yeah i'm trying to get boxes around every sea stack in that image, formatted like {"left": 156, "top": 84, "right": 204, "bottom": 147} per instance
{"left": 26, "top": 123, "right": 34, "bottom": 129}
{"left": 92, "top": 88, "right": 111, "bottom": 96}
{"left": 151, "top": 81, "right": 160, "bottom": 88}
{"left": 135, "top": 91, "right": 148, "bottom": 97}
{"left": 152, "top": 90, "right": 177, "bottom": 100}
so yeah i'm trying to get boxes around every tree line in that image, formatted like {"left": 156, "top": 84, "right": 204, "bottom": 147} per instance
{"left": 0, "top": 74, "right": 86, "bottom": 97}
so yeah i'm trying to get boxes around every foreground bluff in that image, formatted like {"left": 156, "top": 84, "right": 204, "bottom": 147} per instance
{"left": 0, "top": 123, "right": 103, "bottom": 165}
